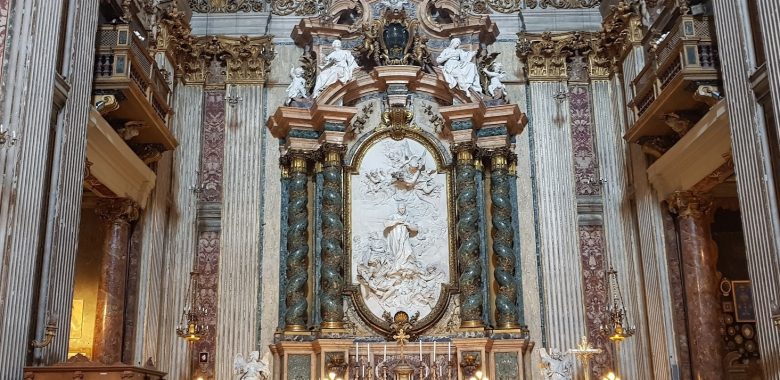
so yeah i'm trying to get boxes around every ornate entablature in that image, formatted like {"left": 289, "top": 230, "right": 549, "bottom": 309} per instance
{"left": 516, "top": 31, "right": 611, "bottom": 81}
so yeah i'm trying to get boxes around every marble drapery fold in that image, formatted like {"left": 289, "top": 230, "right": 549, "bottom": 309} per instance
{"left": 454, "top": 147, "right": 484, "bottom": 327}
{"left": 285, "top": 156, "right": 310, "bottom": 330}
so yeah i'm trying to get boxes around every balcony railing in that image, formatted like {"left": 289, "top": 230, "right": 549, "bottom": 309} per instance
{"left": 93, "top": 24, "right": 176, "bottom": 150}
{"left": 625, "top": 13, "right": 720, "bottom": 143}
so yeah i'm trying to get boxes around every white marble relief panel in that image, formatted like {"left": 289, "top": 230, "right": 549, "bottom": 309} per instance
{"left": 351, "top": 137, "right": 450, "bottom": 320}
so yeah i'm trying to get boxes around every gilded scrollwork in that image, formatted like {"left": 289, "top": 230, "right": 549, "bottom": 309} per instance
{"left": 525, "top": 0, "right": 600, "bottom": 9}
{"left": 188, "top": 0, "right": 265, "bottom": 13}
{"left": 517, "top": 31, "right": 610, "bottom": 81}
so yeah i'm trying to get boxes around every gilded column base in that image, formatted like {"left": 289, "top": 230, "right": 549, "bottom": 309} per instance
{"left": 460, "top": 320, "right": 485, "bottom": 330}
{"left": 320, "top": 321, "right": 347, "bottom": 332}
{"left": 495, "top": 322, "right": 522, "bottom": 331}
{"left": 284, "top": 325, "right": 309, "bottom": 334}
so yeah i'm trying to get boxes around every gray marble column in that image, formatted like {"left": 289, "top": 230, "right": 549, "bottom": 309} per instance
{"left": 717, "top": 1, "right": 780, "bottom": 376}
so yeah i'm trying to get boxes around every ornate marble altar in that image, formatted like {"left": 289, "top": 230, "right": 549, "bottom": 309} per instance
{"left": 266, "top": 0, "right": 530, "bottom": 378}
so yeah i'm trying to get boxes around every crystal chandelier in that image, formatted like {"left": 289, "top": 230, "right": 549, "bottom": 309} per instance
{"left": 600, "top": 267, "right": 635, "bottom": 342}
{"left": 176, "top": 271, "right": 208, "bottom": 342}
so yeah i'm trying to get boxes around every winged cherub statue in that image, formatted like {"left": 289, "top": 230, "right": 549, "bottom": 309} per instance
{"left": 234, "top": 350, "right": 272, "bottom": 380}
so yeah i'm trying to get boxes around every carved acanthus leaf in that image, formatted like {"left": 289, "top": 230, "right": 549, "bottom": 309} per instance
{"left": 174, "top": 35, "right": 275, "bottom": 85}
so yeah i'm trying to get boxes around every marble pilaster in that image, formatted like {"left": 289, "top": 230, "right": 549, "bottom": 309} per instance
{"left": 668, "top": 192, "right": 723, "bottom": 380}
{"left": 527, "top": 81, "right": 586, "bottom": 350}
{"left": 93, "top": 199, "right": 140, "bottom": 364}
{"left": 0, "top": 0, "right": 65, "bottom": 375}
{"left": 215, "top": 85, "right": 265, "bottom": 379}
{"left": 156, "top": 84, "right": 204, "bottom": 379}
{"left": 591, "top": 79, "right": 655, "bottom": 379}
{"left": 32, "top": 0, "right": 100, "bottom": 366}
{"left": 717, "top": 1, "right": 780, "bottom": 376}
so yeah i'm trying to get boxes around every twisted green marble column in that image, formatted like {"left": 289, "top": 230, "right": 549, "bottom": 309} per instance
{"left": 285, "top": 155, "right": 310, "bottom": 331}
{"left": 320, "top": 148, "right": 345, "bottom": 329}
{"left": 455, "top": 147, "right": 484, "bottom": 328}
{"left": 490, "top": 153, "right": 520, "bottom": 329}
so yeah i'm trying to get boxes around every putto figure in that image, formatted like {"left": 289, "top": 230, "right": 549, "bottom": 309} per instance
{"left": 436, "top": 38, "right": 483, "bottom": 99}
{"left": 312, "top": 40, "right": 359, "bottom": 98}
{"left": 285, "top": 67, "right": 308, "bottom": 105}
{"left": 234, "top": 351, "right": 271, "bottom": 380}
{"left": 539, "top": 348, "right": 574, "bottom": 380}
{"left": 483, "top": 62, "right": 507, "bottom": 99}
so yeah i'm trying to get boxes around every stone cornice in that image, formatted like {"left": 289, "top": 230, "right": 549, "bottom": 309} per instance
{"left": 175, "top": 35, "right": 276, "bottom": 85}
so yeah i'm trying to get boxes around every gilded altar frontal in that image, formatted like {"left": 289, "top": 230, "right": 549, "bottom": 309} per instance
{"left": 1, "top": 0, "right": 779, "bottom": 379}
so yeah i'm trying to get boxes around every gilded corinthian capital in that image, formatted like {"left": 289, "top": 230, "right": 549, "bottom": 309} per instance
{"left": 667, "top": 191, "right": 712, "bottom": 219}
{"left": 175, "top": 35, "right": 275, "bottom": 85}
{"left": 96, "top": 198, "right": 141, "bottom": 224}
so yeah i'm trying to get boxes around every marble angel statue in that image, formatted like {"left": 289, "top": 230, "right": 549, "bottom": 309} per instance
{"left": 312, "top": 40, "right": 359, "bottom": 98}
{"left": 285, "top": 67, "right": 308, "bottom": 105}
{"left": 436, "top": 38, "right": 483, "bottom": 99}
{"left": 234, "top": 350, "right": 271, "bottom": 380}
{"left": 539, "top": 348, "right": 573, "bottom": 380}
{"left": 482, "top": 62, "right": 507, "bottom": 99}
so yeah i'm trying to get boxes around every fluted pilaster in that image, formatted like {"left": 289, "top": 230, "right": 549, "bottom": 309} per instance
{"left": 591, "top": 79, "right": 656, "bottom": 379}
{"left": 0, "top": 0, "right": 66, "bottom": 375}
{"left": 716, "top": 2, "right": 780, "bottom": 376}
{"left": 320, "top": 146, "right": 345, "bottom": 329}
{"left": 528, "top": 81, "right": 585, "bottom": 349}
{"left": 668, "top": 191, "right": 723, "bottom": 380}
{"left": 93, "top": 198, "right": 140, "bottom": 364}
{"left": 157, "top": 84, "right": 204, "bottom": 379}
{"left": 33, "top": 0, "right": 100, "bottom": 366}
{"left": 489, "top": 151, "right": 520, "bottom": 329}
{"left": 285, "top": 154, "right": 310, "bottom": 331}
{"left": 454, "top": 146, "right": 483, "bottom": 327}
{"left": 215, "top": 84, "right": 266, "bottom": 378}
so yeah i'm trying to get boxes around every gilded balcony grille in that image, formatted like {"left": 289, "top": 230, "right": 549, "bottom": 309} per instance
{"left": 92, "top": 24, "right": 177, "bottom": 150}
{"left": 624, "top": 13, "right": 720, "bottom": 144}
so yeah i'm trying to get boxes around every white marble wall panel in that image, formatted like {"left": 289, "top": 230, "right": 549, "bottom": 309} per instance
{"left": 0, "top": 0, "right": 65, "bottom": 376}
{"left": 592, "top": 80, "right": 655, "bottom": 380}
{"left": 156, "top": 84, "right": 204, "bottom": 378}
{"left": 134, "top": 152, "right": 173, "bottom": 365}
{"left": 34, "top": 0, "right": 100, "bottom": 366}
{"left": 527, "top": 81, "right": 585, "bottom": 351}
{"left": 216, "top": 85, "right": 265, "bottom": 379}
{"left": 718, "top": 1, "right": 780, "bottom": 376}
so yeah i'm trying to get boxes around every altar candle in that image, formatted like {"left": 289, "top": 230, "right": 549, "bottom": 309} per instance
{"left": 419, "top": 340, "right": 423, "bottom": 360}
{"left": 448, "top": 342, "right": 451, "bottom": 359}
{"left": 384, "top": 344, "right": 387, "bottom": 360}
{"left": 433, "top": 341, "right": 436, "bottom": 359}
{"left": 367, "top": 343, "right": 370, "bottom": 363}
{"left": 356, "top": 342, "right": 359, "bottom": 359}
